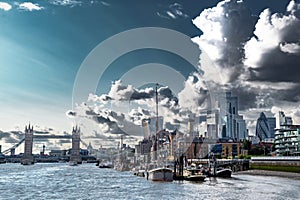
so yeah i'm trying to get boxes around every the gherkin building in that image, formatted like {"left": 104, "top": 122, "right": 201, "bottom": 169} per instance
{"left": 256, "top": 112, "right": 270, "bottom": 141}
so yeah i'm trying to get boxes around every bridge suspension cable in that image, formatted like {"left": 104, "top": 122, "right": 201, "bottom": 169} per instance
{"left": 2, "top": 138, "right": 25, "bottom": 155}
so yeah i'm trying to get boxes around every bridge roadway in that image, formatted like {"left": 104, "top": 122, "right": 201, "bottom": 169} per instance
{"left": 2, "top": 134, "right": 73, "bottom": 154}
{"left": 33, "top": 134, "right": 72, "bottom": 139}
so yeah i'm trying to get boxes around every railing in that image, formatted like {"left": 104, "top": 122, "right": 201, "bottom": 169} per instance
{"left": 251, "top": 156, "right": 300, "bottom": 161}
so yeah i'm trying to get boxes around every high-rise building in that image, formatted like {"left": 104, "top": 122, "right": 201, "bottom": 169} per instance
{"left": 216, "top": 92, "right": 247, "bottom": 141}
{"left": 279, "top": 111, "right": 293, "bottom": 127}
{"left": 207, "top": 109, "right": 219, "bottom": 139}
{"left": 267, "top": 117, "right": 276, "bottom": 138}
{"left": 256, "top": 112, "right": 270, "bottom": 141}
{"left": 256, "top": 112, "right": 277, "bottom": 141}
{"left": 274, "top": 111, "right": 300, "bottom": 156}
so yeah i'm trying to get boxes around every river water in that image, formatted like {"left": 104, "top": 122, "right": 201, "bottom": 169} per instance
{"left": 0, "top": 163, "right": 299, "bottom": 200}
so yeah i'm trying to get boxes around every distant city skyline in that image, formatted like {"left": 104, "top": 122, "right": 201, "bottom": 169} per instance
{"left": 1, "top": 0, "right": 300, "bottom": 153}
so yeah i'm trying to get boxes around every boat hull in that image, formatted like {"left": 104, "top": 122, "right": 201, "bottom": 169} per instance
{"left": 148, "top": 168, "right": 173, "bottom": 182}
{"left": 185, "top": 175, "right": 206, "bottom": 181}
{"left": 216, "top": 169, "right": 232, "bottom": 178}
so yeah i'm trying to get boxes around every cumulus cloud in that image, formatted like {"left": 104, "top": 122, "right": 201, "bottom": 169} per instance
{"left": 0, "top": 2, "right": 12, "bottom": 11}
{"left": 72, "top": 74, "right": 210, "bottom": 140}
{"left": 191, "top": 0, "right": 300, "bottom": 134}
{"left": 18, "top": 2, "right": 43, "bottom": 11}
{"left": 192, "top": 0, "right": 256, "bottom": 83}
{"left": 157, "top": 3, "right": 189, "bottom": 20}
{"left": 244, "top": 1, "right": 300, "bottom": 83}
{"left": 178, "top": 73, "right": 208, "bottom": 111}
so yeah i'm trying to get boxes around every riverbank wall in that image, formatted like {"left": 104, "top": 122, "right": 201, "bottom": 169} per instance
{"left": 250, "top": 156, "right": 300, "bottom": 173}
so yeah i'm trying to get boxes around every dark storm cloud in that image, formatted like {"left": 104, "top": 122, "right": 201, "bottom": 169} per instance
{"left": 229, "top": 86, "right": 258, "bottom": 110}
{"left": 0, "top": 131, "right": 12, "bottom": 140}
{"left": 94, "top": 115, "right": 127, "bottom": 135}
{"left": 247, "top": 48, "right": 300, "bottom": 83}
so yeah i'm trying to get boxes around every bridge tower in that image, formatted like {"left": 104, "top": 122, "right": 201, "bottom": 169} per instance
{"left": 21, "top": 124, "right": 34, "bottom": 165}
{"left": 70, "top": 126, "right": 82, "bottom": 164}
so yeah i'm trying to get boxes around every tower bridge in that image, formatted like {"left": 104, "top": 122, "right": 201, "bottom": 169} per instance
{"left": 2, "top": 124, "right": 85, "bottom": 165}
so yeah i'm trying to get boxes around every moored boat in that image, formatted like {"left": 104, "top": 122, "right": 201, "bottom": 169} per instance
{"left": 216, "top": 168, "right": 232, "bottom": 178}
{"left": 183, "top": 168, "right": 206, "bottom": 181}
{"left": 99, "top": 162, "right": 113, "bottom": 168}
{"left": 69, "top": 161, "right": 78, "bottom": 166}
{"left": 206, "top": 167, "right": 232, "bottom": 178}
{"left": 148, "top": 167, "right": 173, "bottom": 182}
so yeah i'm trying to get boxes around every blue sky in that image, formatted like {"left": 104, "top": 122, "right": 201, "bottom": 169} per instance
{"left": 0, "top": 0, "right": 296, "bottom": 133}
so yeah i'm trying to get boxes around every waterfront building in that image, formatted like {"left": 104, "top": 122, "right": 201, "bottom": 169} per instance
{"left": 21, "top": 124, "right": 34, "bottom": 165}
{"left": 134, "top": 138, "right": 152, "bottom": 164}
{"left": 274, "top": 111, "right": 300, "bottom": 156}
{"left": 274, "top": 125, "right": 300, "bottom": 156}
{"left": 210, "top": 142, "right": 241, "bottom": 158}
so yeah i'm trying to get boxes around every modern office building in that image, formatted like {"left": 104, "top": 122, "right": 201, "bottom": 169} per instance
{"left": 207, "top": 109, "right": 219, "bottom": 139}
{"left": 274, "top": 111, "right": 300, "bottom": 156}
{"left": 256, "top": 112, "right": 270, "bottom": 141}
{"left": 256, "top": 112, "right": 277, "bottom": 141}
{"left": 274, "top": 124, "right": 300, "bottom": 156}
{"left": 267, "top": 117, "right": 276, "bottom": 138}
{"left": 279, "top": 111, "right": 293, "bottom": 126}
{"left": 211, "top": 92, "right": 247, "bottom": 141}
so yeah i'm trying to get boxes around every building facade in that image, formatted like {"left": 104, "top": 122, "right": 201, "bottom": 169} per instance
{"left": 210, "top": 92, "right": 247, "bottom": 141}
{"left": 274, "top": 125, "right": 300, "bottom": 156}
{"left": 275, "top": 111, "right": 300, "bottom": 156}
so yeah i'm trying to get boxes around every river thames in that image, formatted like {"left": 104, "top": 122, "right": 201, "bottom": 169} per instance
{"left": 0, "top": 163, "right": 300, "bottom": 200}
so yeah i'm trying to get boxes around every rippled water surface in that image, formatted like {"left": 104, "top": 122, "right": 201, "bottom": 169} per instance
{"left": 0, "top": 163, "right": 300, "bottom": 200}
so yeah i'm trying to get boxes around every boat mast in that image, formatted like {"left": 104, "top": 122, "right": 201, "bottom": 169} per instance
{"left": 155, "top": 83, "right": 159, "bottom": 163}
{"left": 155, "top": 83, "right": 159, "bottom": 134}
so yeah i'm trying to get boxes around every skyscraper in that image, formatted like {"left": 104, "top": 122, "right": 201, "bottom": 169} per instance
{"left": 207, "top": 92, "right": 247, "bottom": 141}
{"left": 267, "top": 117, "right": 276, "bottom": 138}
{"left": 256, "top": 112, "right": 270, "bottom": 141}
{"left": 279, "top": 111, "right": 293, "bottom": 127}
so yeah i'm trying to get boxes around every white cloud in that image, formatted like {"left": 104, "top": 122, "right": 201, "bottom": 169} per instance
{"left": 0, "top": 2, "right": 12, "bottom": 11}
{"left": 192, "top": 0, "right": 256, "bottom": 83}
{"left": 100, "top": 1, "right": 110, "bottom": 6}
{"left": 178, "top": 73, "right": 208, "bottom": 111}
{"left": 157, "top": 3, "right": 188, "bottom": 20}
{"left": 19, "top": 2, "right": 43, "bottom": 11}
{"left": 50, "top": 0, "right": 82, "bottom": 7}
{"left": 280, "top": 42, "right": 300, "bottom": 54}
{"left": 244, "top": 7, "right": 300, "bottom": 68}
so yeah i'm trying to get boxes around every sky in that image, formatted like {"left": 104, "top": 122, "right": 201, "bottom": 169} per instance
{"left": 1, "top": 0, "right": 300, "bottom": 152}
